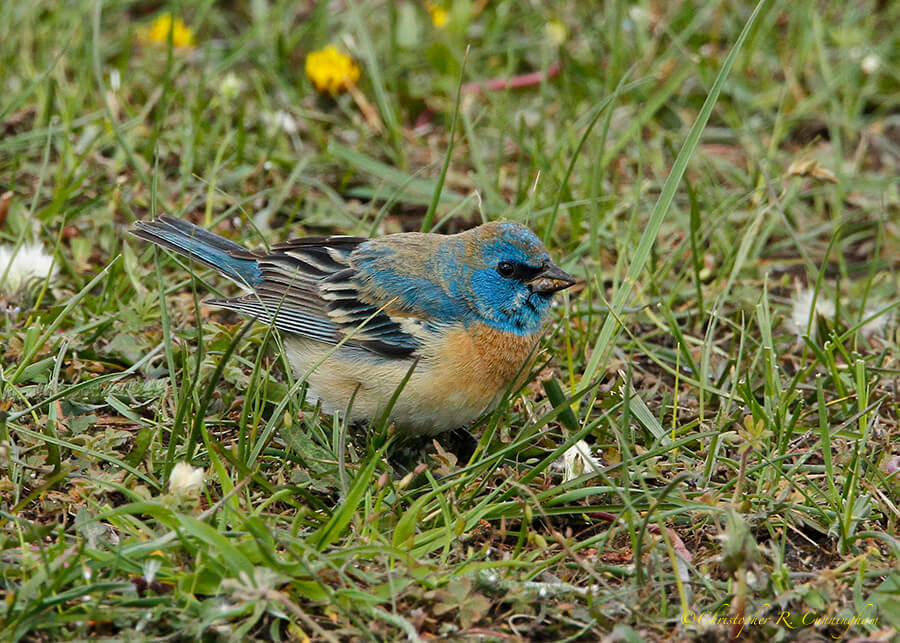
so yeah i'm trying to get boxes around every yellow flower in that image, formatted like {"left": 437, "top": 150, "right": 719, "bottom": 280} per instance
{"left": 305, "top": 46, "right": 361, "bottom": 94}
{"left": 545, "top": 20, "right": 567, "bottom": 46}
{"left": 139, "top": 13, "right": 194, "bottom": 49}
{"left": 427, "top": 3, "right": 448, "bottom": 28}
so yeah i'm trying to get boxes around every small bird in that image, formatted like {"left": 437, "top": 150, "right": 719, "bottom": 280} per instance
{"left": 132, "top": 216, "right": 575, "bottom": 436}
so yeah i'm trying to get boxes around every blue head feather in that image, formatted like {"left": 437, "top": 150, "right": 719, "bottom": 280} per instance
{"left": 460, "top": 223, "right": 555, "bottom": 335}
{"left": 352, "top": 222, "right": 564, "bottom": 336}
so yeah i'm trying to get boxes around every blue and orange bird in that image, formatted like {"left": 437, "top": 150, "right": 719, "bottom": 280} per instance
{"left": 131, "top": 216, "right": 575, "bottom": 436}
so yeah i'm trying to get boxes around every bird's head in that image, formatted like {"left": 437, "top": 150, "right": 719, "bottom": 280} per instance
{"left": 454, "top": 222, "right": 575, "bottom": 335}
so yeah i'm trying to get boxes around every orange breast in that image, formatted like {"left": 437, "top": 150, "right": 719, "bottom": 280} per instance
{"left": 426, "top": 323, "right": 541, "bottom": 409}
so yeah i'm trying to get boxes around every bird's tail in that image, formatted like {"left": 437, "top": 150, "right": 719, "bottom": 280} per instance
{"left": 130, "top": 215, "right": 261, "bottom": 288}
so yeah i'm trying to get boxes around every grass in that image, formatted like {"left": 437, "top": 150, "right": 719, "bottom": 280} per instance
{"left": 1, "top": 0, "right": 899, "bottom": 640}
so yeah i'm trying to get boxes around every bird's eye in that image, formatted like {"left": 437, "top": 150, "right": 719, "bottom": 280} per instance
{"left": 496, "top": 261, "right": 516, "bottom": 278}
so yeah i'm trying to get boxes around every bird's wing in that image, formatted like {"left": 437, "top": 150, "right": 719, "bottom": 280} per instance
{"left": 208, "top": 236, "right": 427, "bottom": 358}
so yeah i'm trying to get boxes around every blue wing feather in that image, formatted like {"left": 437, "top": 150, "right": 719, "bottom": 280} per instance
{"left": 133, "top": 218, "right": 435, "bottom": 358}
{"left": 212, "top": 238, "right": 425, "bottom": 357}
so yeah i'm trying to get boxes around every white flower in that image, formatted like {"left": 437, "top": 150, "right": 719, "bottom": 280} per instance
{"left": 628, "top": 6, "right": 648, "bottom": 24}
{"left": 262, "top": 110, "right": 297, "bottom": 135}
{"left": 0, "top": 242, "right": 58, "bottom": 296}
{"left": 168, "top": 462, "right": 205, "bottom": 495}
{"left": 788, "top": 288, "right": 835, "bottom": 337}
{"left": 220, "top": 567, "right": 286, "bottom": 602}
{"left": 861, "top": 54, "right": 880, "bottom": 75}
{"left": 219, "top": 72, "right": 244, "bottom": 101}
{"left": 557, "top": 440, "right": 601, "bottom": 483}
{"left": 143, "top": 558, "right": 162, "bottom": 584}
{"left": 860, "top": 306, "right": 889, "bottom": 339}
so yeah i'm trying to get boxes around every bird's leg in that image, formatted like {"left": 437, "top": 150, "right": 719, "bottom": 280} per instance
{"left": 436, "top": 426, "right": 479, "bottom": 466}
{"left": 386, "top": 435, "right": 431, "bottom": 476}
{"left": 385, "top": 427, "right": 478, "bottom": 477}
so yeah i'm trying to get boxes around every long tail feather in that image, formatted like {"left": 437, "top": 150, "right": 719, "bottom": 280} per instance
{"left": 131, "top": 215, "right": 261, "bottom": 288}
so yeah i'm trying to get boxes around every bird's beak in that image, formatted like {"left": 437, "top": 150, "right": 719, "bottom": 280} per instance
{"left": 527, "top": 262, "right": 576, "bottom": 294}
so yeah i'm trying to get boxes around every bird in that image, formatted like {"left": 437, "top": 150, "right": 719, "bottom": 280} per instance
{"left": 131, "top": 216, "right": 575, "bottom": 436}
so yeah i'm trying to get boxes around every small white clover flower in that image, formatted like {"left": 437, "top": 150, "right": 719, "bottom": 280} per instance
{"left": 788, "top": 289, "right": 835, "bottom": 337}
{"left": 168, "top": 462, "right": 205, "bottom": 495}
{"left": 262, "top": 110, "right": 297, "bottom": 135}
{"left": 0, "top": 242, "right": 58, "bottom": 296}
{"left": 861, "top": 54, "right": 880, "bottom": 75}
{"left": 219, "top": 72, "right": 244, "bottom": 101}
{"left": 220, "top": 567, "right": 286, "bottom": 602}
{"left": 860, "top": 306, "right": 890, "bottom": 339}
{"left": 557, "top": 440, "right": 601, "bottom": 483}
{"left": 628, "top": 6, "right": 648, "bottom": 25}
{"left": 143, "top": 558, "right": 162, "bottom": 584}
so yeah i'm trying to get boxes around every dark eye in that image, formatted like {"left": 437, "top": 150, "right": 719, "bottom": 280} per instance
{"left": 496, "top": 261, "right": 516, "bottom": 278}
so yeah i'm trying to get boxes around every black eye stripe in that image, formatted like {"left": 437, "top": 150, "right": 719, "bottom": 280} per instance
{"left": 517, "top": 263, "right": 543, "bottom": 280}
{"left": 496, "top": 261, "right": 543, "bottom": 280}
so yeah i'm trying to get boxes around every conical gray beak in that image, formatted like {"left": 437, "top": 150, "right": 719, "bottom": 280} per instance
{"left": 527, "top": 262, "right": 576, "bottom": 294}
